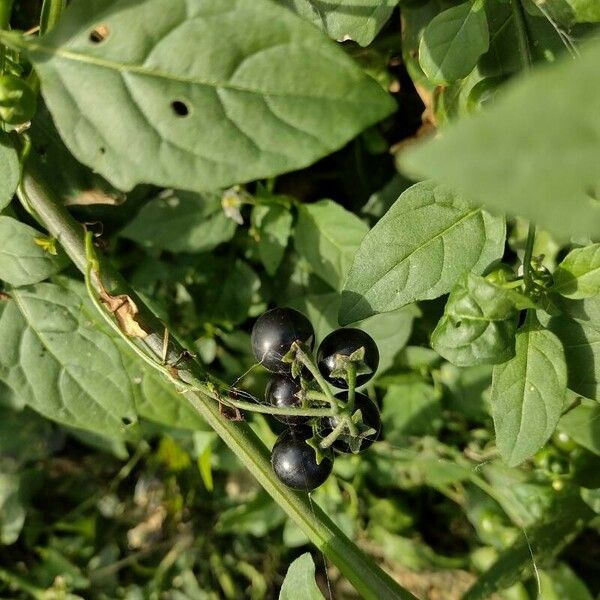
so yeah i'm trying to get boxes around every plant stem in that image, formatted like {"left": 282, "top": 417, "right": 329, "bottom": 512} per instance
{"left": 509, "top": 0, "right": 532, "bottom": 71}
{"left": 522, "top": 222, "right": 536, "bottom": 291}
{"left": 294, "top": 344, "right": 342, "bottom": 411}
{"left": 21, "top": 162, "right": 415, "bottom": 600}
{"left": 0, "top": 0, "right": 12, "bottom": 30}
{"left": 320, "top": 417, "right": 349, "bottom": 449}
{"left": 347, "top": 362, "right": 357, "bottom": 413}
{"left": 40, "top": 0, "right": 65, "bottom": 35}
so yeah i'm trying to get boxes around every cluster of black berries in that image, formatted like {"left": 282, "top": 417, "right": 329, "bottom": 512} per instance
{"left": 250, "top": 308, "right": 381, "bottom": 492}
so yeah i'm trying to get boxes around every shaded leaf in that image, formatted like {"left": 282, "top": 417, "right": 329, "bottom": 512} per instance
{"left": 0, "top": 216, "right": 67, "bottom": 287}
{"left": 432, "top": 272, "right": 518, "bottom": 366}
{"left": 419, "top": 0, "right": 489, "bottom": 84}
{"left": 295, "top": 200, "right": 368, "bottom": 291}
{"left": 401, "top": 40, "right": 600, "bottom": 241}
{"left": 0, "top": 132, "right": 19, "bottom": 210}
{"left": 340, "top": 181, "right": 505, "bottom": 324}
{"left": 17, "top": 0, "right": 394, "bottom": 192}
{"left": 121, "top": 190, "right": 236, "bottom": 254}
{"left": 490, "top": 317, "right": 567, "bottom": 466}
{"left": 558, "top": 399, "right": 600, "bottom": 456}
{"left": 252, "top": 204, "right": 293, "bottom": 276}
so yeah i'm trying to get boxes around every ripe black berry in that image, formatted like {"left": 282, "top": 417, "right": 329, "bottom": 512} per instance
{"left": 251, "top": 308, "right": 314, "bottom": 374}
{"left": 317, "top": 328, "right": 379, "bottom": 388}
{"left": 265, "top": 375, "right": 307, "bottom": 427}
{"left": 271, "top": 427, "right": 332, "bottom": 491}
{"left": 321, "top": 392, "right": 381, "bottom": 453}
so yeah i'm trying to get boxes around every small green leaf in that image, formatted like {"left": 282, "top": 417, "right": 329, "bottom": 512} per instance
{"left": 402, "top": 40, "right": 600, "bottom": 241}
{"left": 0, "top": 283, "right": 136, "bottom": 437}
{"left": 121, "top": 190, "right": 236, "bottom": 253}
{"left": 0, "top": 216, "right": 67, "bottom": 286}
{"left": 340, "top": 181, "right": 505, "bottom": 324}
{"left": 0, "top": 132, "right": 19, "bottom": 210}
{"left": 295, "top": 200, "right": 368, "bottom": 291}
{"left": 0, "top": 472, "right": 25, "bottom": 544}
{"left": 419, "top": 0, "right": 489, "bottom": 84}
{"left": 490, "top": 317, "right": 567, "bottom": 466}
{"left": 279, "top": 553, "right": 324, "bottom": 600}
{"left": 558, "top": 399, "right": 600, "bottom": 456}
{"left": 278, "top": 0, "right": 400, "bottom": 46}
{"left": 18, "top": 0, "right": 394, "bottom": 192}
{"left": 252, "top": 204, "right": 293, "bottom": 276}
{"left": 432, "top": 272, "right": 518, "bottom": 366}
{"left": 553, "top": 243, "right": 600, "bottom": 299}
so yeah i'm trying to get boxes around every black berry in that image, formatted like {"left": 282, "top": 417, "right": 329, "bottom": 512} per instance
{"left": 317, "top": 328, "right": 379, "bottom": 388}
{"left": 251, "top": 308, "right": 314, "bottom": 374}
{"left": 265, "top": 375, "right": 307, "bottom": 427}
{"left": 271, "top": 427, "right": 332, "bottom": 491}
{"left": 320, "top": 392, "right": 381, "bottom": 453}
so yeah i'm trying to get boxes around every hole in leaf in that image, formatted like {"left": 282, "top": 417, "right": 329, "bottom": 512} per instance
{"left": 89, "top": 25, "right": 109, "bottom": 43}
{"left": 99, "top": 147, "right": 106, "bottom": 155}
{"left": 122, "top": 416, "right": 134, "bottom": 426}
{"left": 171, "top": 100, "right": 190, "bottom": 117}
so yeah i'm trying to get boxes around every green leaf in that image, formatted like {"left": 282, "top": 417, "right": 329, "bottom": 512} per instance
{"left": 0, "top": 472, "right": 25, "bottom": 544}
{"left": 539, "top": 564, "right": 594, "bottom": 600}
{"left": 121, "top": 190, "right": 235, "bottom": 254}
{"left": 545, "top": 301, "right": 600, "bottom": 401}
{"left": 432, "top": 272, "right": 518, "bottom": 366}
{"left": 419, "top": 0, "right": 489, "bottom": 84}
{"left": 340, "top": 181, "right": 505, "bottom": 324}
{"left": 252, "top": 204, "right": 293, "bottom": 276}
{"left": 558, "top": 399, "right": 600, "bottom": 456}
{"left": 402, "top": 40, "right": 600, "bottom": 241}
{"left": 0, "top": 216, "right": 67, "bottom": 287}
{"left": 279, "top": 553, "right": 324, "bottom": 600}
{"left": 295, "top": 200, "right": 368, "bottom": 291}
{"left": 17, "top": 0, "right": 394, "bottom": 192}
{"left": 0, "top": 283, "right": 136, "bottom": 437}
{"left": 490, "top": 317, "right": 567, "bottom": 466}
{"left": 278, "top": 0, "right": 399, "bottom": 46}
{"left": 553, "top": 244, "right": 600, "bottom": 299}
{"left": 382, "top": 381, "right": 443, "bottom": 441}
{"left": 192, "top": 257, "right": 261, "bottom": 326}
{"left": 479, "top": 0, "right": 522, "bottom": 77}
{"left": 464, "top": 491, "right": 595, "bottom": 600}
{"left": 0, "top": 132, "right": 19, "bottom": 210}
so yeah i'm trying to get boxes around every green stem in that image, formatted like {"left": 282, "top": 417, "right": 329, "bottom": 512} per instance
{"left": 509, "top": 0, "right": 532, "bottom": 71}
{"left": 305, "top": 390, "right": 331, "bottom": 403}
{"left": 0, "top": 0, "right": 12, "bottom": 30}
{"left": 522, "top": 222, "right": 536, "bottom": 291}
{"left": 40, "top": 0, "right": 65, "bottom": 35}
{"left": 346, "top": 362, "right": 357, "bottom": 414}
{"left": 294, "top": 344, "right": 342, "bottom": 411}
{"left": 320, "top": 417, "right": 349, "bottom": 450}
{"left": 21, "top": 162, "right": 415, "bottom": 600}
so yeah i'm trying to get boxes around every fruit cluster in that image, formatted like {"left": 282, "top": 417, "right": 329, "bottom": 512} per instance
{"left": 250, "top": 307, "right": 381, "bottom": 492}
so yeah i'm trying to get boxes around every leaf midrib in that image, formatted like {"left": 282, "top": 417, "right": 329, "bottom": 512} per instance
{"left": 25, "top": 39, "right": 380, "bottom": 105}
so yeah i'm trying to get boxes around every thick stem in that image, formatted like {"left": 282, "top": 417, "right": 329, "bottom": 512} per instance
{"left": 0, "top": 0, "right": 13, "bottom": 30}
{"left": 522, "top": 222, "right": 536, "bottom": 291}
{"left": 40, "top": 0, "right": 66, "bottom": 34}
{"left": 21, "top": 162, "right": 415, "bottom": 600}
{"left": 509, "top": 0, "right": 532, "bottom": 71}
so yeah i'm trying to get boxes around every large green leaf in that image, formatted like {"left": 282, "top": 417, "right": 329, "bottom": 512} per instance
{"left": 279, "top": 553, "right": 324, "bottom": 600}
{"left": 419, "top": 0, "right": 489, "bottom": 84}
{"left": 0, "top": 216, "right": 67, "bottom": 287}
{"left": 278, "top": 0, "right": 399, "bottom": 46}
{"left": 401, "top": 39, "right": 600, "bottom": 241}
{"left": 339, "top": 181, "right": 505, "bottom": 324}
{"left": 0, "top": 132, "right": 19, "bottom": 210}
{"left": 13, "top": 0, "right": 394, "bottom": 192}
{"left": 431, "top": 272, "right": 518, "bottom": 366}
{"left": 0, "top": 283, "right": 136, "bottom": 437}
{"left": 295, "top": 200, "right": 368, "bottom": 290}
{"left": 558, "top": 399, "right": 600, "bottom": 456}
{"left": 553, "top": 243, "right": 600, "bottom": 299}
{"left": 490, "top": 317, "right": 567, "bottom": 466}
{"left": 121, "top": 190, "right": 236, "bottom": 253}
{"left": 545, "top": 297, "right": 600, "bottom": 401}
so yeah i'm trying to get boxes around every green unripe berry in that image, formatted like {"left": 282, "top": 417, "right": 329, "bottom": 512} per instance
{"left": 0, "top": 74, "right": 36, "bottom": 124}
